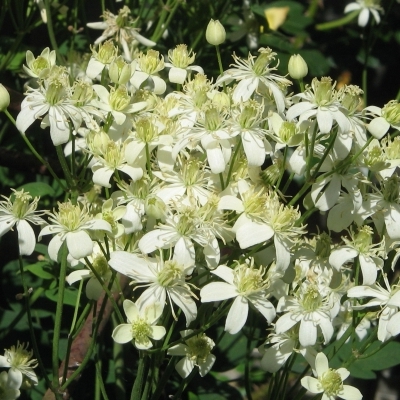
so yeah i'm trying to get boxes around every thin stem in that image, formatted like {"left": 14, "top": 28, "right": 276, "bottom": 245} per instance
{"left": 43, "top": 0, "right": 65, "bottom": 64}
{"left": 52, "top": 242, "right": 69, "bottom": 393}
{"left": 4, "top": 109, "right": 67, "bottom": 191}
{"left": 131, "top": 352, "right": 148, "bottom": 400}
{"left": 316, "top": 10, "right": 359, "bottom": 31}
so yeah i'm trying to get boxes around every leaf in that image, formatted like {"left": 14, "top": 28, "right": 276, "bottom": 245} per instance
{"left": 45, "top": 286, "right": 80, "bottom": 307}
{"left": 18, "top": 182, "right": 55, "bottom": 198}
{"left": 25, "top": 261, "right": 55, "bottom": 280}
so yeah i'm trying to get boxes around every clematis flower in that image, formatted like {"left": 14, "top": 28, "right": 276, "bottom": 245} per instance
{"left": 87, "top": 6, "right": 155, "bottom": 61}
{"left": 109, "top": 251, "right": 197, "bottom": 325}
{"left": 0, "top": 189, "right": 45, "bottom": 256}
{"left": 344, "top": 0, "right": 383, "bottom": 27}
{"left": 216, "top": 47, "right": 291, "bottom": 112}
{"left": 22, "top": 47, "right": 56, "bottom": 79}
{"left": 286, "top": 77, "right": 350, "bottom": 135}
{"left": 130, "top": 50, "right": 166, "bottom": 95}
{"left": 112, "top": 300, "right": 166, "bottom": 349}
{"left": 0, "top": 342, "right": 38, "bottom": 389}
{"left": 39, "top": 201, "right": 112, "bottom": 261}
{"left": 364, "top": 100, "right": 400, "bottom": 139}
{"left": 167, "top": 330, "right": 216, "bottom": 378}
{"left": 301, "top": 352, "right": 362, "bottom": 400}
{"left": 347, "top": 274, "right": 400, "bottom": 342}
{"left": 200, "top": 260, "right": 276, "bottom": 334}
{"left": 165, "top": 44, "right": 204, "bottom": 84}
{"left": 16, "top": 67, "right": 82, "bottom": 146}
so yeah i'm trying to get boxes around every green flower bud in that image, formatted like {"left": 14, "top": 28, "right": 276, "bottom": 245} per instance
{"left": 0, "top": 84, "right": 10, "bottom": 112}
{"left": 205, "top": 19, "right": 226, "bottom": 46}
{"left": 288, "top": 54, "right": 308, "bottom": 80}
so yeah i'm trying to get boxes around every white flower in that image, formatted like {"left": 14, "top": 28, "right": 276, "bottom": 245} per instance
{"left": 22, "top": 47, "right": 56, "bottom": 78}
{"left": 0, "top": 189, "right": 45, "bottom": 256}
{"left": 0, "top": 371, "right": 20, "bottom": 399}
{"left": 0, "top": 342, "right": 38, "bottom": 389}
{"left": 329, "top": 226, "right": 384, "bottom": 285}
{"left": 216, "top": 47, "right": 291, "bottom": 112}
{"left": 364, "top": 100, "right": 400, "bottom": 139}
{"left": 87, "top": 6, "right": 155, "bottom": 61}
{"left": 39, "top": 201, "right": 112, "bottom": 261}
{"left": 200, "top": 260, "right": 276, "bottom": 334}
{"left": 167, "top": 330, "right": 216, "bottom": 378}
{"left": 275, "top": 281, "right": 337, "bottom": 347}
{"left": 301, "top": 352, "right": 362, "bottom": 400}
{"left": 347, "top": 275, "right": 400, "bottom": 342}
{"left": 165, "top": 44, "right": 204, "bottom": 84}
{"left": 229, "top": 100, "right": 272, "bottom": 167}
{"left": 130, "top": 50, "right": 166, "bottom": 95}
{"left": 286, "top": 77, "right": 350, "bottom": 135}
{"left": 112, "top": 300, "right": 166, "bottom": 349}
{"left": 16, "top": 69, "right": 82, "bottom": 146}
{"left": 109, "top": 251, "right": 197, "bottom": 326}
{"left": 344, "top": 0, "right": 383, "bottom": 27}
{"left": 259, "top": 327, "right": 317, "bottom": 373}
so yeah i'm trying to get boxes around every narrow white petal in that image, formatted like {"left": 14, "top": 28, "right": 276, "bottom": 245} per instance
{"left": 200, "top": 282, "right": 238, "bottom": 302}
{"left": 225, "top": 296, "right": 249, "bottom": 334}
{"left": 299, "top": 318, "right": 317, "bottom": 347}
{"left": 16, "top": 220, "right": 36, "bottom": 255}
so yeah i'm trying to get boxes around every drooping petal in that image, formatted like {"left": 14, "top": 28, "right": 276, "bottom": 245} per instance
{"left": 16, "top": 220, "right": 36, "bottom": 256}
{"left": 66, "top": 230, "right": 93, "bottom": 259}
{"left": 225, "top": 296, "right": 248, "bottom": 334}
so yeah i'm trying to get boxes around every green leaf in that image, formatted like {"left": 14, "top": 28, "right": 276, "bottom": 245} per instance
{"left": 18, "top": 182, "right": 55, "bottom": 198}
{"left": 25, "top": 261, "right": 55, "bottom": 280}
{"left": 45, "top": 286, "right": 80, "bottom": 307}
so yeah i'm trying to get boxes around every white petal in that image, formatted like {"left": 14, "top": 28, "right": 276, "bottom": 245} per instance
{"left": 198, "top": 354, "right": 216, "bottom": 377}
{"left": 315, "top": 352, "right": 329, "bottom": 375}
{"left": 387, "top": 312, "right": 400, "bottom": 337}
{"left": 200, "top": 282, "right": 238, "bottom": 302}
{"left": 211, "top": 265, "right": 235, "bottom": 284}
{"left": 66, "top": 269, "right": 91, "bottom": 285}
{"left": 340, "top": 385, "right": 363, "bottom": 400}
{"left": 123, "top": 299, "right": 139, "bottom": 322}
{"left": 48, "top": 234, "right": 64, "bottom": 261}
{"left": 299, "top": 318, "right": 317, "bottom": 347}
{"left": 168, "top": 67, "right": 187, "bottom": 84}
{"left": 16, "top": 220, "right": 36, "bottom": 256}
{"left": 175, "top": 357, "right": 195, "bottom": 378}
{"left": 367, "top": 117, "right": 390, "bottom": 139}
{"left": 112, "top": 324, "right": 134, "bottom": 343}
{"left": 275, "top": 312, "right": 300, "bottom": 334}
{"left": 359, "top": 254, "right": 378, "bottom": 285}
{"left": 236, "top": 221, "right": 274, "bottom": 248}
{"left": 384, "top": 205, "right": 400, "bottom": 239}
{"left": 66, "top": 231, "right": 93, "bottom": 259}
{"left": 149, "top": 325, "right": 166, "bottom": 341}
{"left": 329, "top": 247, "right": 358, "bottom": 271}
{"left": 301, "top": 376, "right": 322, "bottom": 394}
{"left": 170, "top": 289, "right": 197, "bottom": 326}
{"left": 225, "top": 296, "right": 248, "bottom": 334}
{"left": 251, "top": 296, "right": 276, "bottom": 323}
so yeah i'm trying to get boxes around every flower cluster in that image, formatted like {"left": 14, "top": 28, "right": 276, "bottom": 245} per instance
{"left": 8, "top": 5, "right": 400, "bottom": 396}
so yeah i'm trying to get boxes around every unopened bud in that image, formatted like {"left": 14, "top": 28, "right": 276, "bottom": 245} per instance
{"left": 0, "top": 84, "right": 10, "bottom": 112}
{"left": 288, "top": 54, "right": 308, "bottom": 80}
{"left": 206, "top": 19, "right": 226, "bottom": 46}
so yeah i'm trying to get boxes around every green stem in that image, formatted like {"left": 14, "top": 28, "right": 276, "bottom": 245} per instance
{"left": 44, "top": 0, "right": 65, "bottom": 64}
{"left": 316, "top": 10, "right": 359, "bottom": 31}
{"left": 56, "top": 144, "right": 74, "bottom": 189}
{"left": 18, "top": 256, "right": 56, "bottom": 396}
{"left": 52, "top": 242, "right": 69, "bottom": 393}
{"left": 131, "top": 352, "right": 148, "bottom": 400}
{"left": 4, "top": 109, "right": 67, "bottom": 191}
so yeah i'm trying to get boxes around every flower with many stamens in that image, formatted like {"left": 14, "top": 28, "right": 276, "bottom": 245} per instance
{"left": 0, "top": 342, "right": 38, "bottom": 388}
{"left": 112, "top": 300, "right": 166, "bottom": 349}
{"left": 90, "top": 136, "right": 143, "bottom": 188}
{"left": 86, "top": 40, "right": 118, "bottom": 79}
{"left": 216, "top": 47, "right": 291, "bottom": 112}
{"left": 131, "top": 50, "right": 166, "bottom": 95}
{"left": 0, "top": 189, "right": 45, "bottom": 256}
{"left": 301, "top": 352, "right": 362, "bottom": 400}
{"left": 200, "top": 259, "right": 276, "bottom": 334}
{"left": 275, "top": 280, "right": 337, "bottom": 347}
{"left": 165, "top": 44, "right": 204, "bottom": 84}
{"left": 23, "top": 47, "right": 56, "bottom": 79}
{"left": 39, "top": 201, "right": 111, "bottom": 261}
{"left": 167, "top": 330, "right": 216, "bottom": 378}
{"left": 365, "top": 100, "right": 400, "bottom": 139}
{"left": 287, "top": 77, "right": 350, "bottom": 135}
{"left": 109, "top": 251, "right": 198, "bottom": 325}
{"left": 16, "top": 68, "right": 83, "bottom": 146}
{"left": 87, "top": 6, "right": 155, "bottom": 61}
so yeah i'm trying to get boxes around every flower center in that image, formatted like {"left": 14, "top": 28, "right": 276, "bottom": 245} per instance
{"left": 109, "top": 85, "right": 130, "bottom": 111}
{"left": 135, "top": 117, "right": 158, "bottom": 143}
{"left": 32, "top": 56, "right": 50, "bottom": 75}
{"left": 204, "top": 108, "right": 222, "bottom": 132}
{"left": 384, "top": 136, "right": 400, "bottom": 160}
{"left": 186, "top": 334, "right": 215, "bottom": 363}
{"left": 252, "top": 48, "right": 275, "bottom": 76}
{"left": 94, "top": 40, "right": 118, "bottom": 64}
{"left": 168, "top": 44, "right": 195, "bottom": 69}
{"left": 301, "top": 285, "right": 323, "bottom": 312}
{"left": 137, "top": 50, "right": 164, "bottom": 75}
{"left": 382, "top": 100, "right": 400, "bottom": 125}
{"left": 55, "top": 202, "right": 88, "bottom": 231}
{"left": 383, "top": 176, "right": 399, "bottom": 203}
{"left": 157, "top": 260, "right": 184, "bottom": 287}
{"left": 312, "top": 77, "right": 335, "bottom": 106}
{"left": 11, "top": 190, "right": 33, "bottom": 219}
{"left": 72, "top": 80, "right": 94, "bottom": 106}
{"left": 45, "top": 79, "right": 67, "bottom": 105}
{"left": 132, "top": 319, "right": 152, "bottom": 346}
{"left": 234, "top": 262, "right": 269, "bottom": 295}
{"left": 319, "top": 369, "right": 343, "bottom": 396}
{"left": 279, "top": 121, "right": 297, "bottom": 143}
